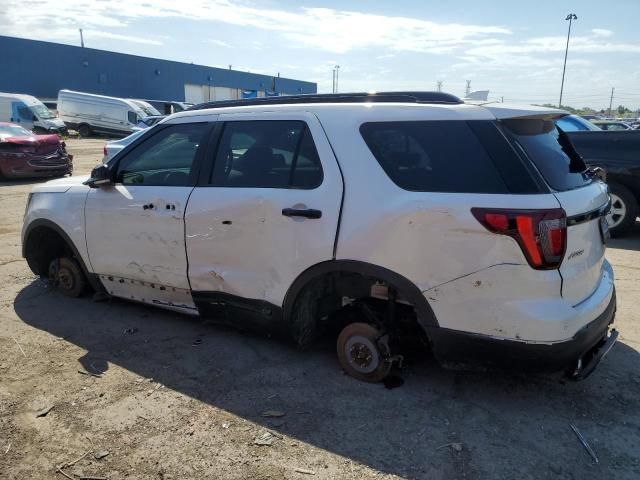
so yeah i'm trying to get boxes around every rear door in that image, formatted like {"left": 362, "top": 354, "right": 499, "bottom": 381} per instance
{"left": 502, "top": 117, "right": 609, "bottom": 305}
{"left": 185, "top": 111, "right": 343, "bottom": 308}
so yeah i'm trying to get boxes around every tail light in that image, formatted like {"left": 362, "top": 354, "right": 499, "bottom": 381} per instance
{"left": 472, "top": 208, "right": 567, "bottom": 270}
{"left": 103, "top": 144, "right": 107, "bottom": 157}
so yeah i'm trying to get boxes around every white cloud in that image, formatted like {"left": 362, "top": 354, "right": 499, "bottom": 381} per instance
{"left": 592, "top": 28, "right": 613, "bottom": 37}
{"left": 3, "top": 0, "right": 511, "bottom": 53}
{"left": 209, "top": 39, "right": 231, "bottom": 48}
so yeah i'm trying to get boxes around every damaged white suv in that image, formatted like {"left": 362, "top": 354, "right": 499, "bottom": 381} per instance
{"left": 22, "top": 92, "right": 617, "bottom": 382}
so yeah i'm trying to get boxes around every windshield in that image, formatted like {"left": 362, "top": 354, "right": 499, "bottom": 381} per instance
{"left": 554, "top": 115, "right": 601, "bottom": 132}
{"left": 30, "top": 104, "right": 56, "bottom": 120}
{"left": 0, "top": 124, "right": 32, "bottom": 138}
{"left": 502, "top": 118, "right": 591, "bottom": 191}
{"left": 132, "top": 101, "right": 161, "bottom": 116}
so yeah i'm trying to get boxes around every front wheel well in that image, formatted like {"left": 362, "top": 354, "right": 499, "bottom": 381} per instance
{"left": 24, "top": 225, "right": 76, "bottom": 277}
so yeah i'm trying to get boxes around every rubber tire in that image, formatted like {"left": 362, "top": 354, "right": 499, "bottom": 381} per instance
{"left": 52, "top": 257, "right": 86, "bottom": 298}
{"left": 77, "top": 124, "right": 91, "bottom": 138}
{"left": 337, "top": 322, "right": 391, "bottom": 383}
{"left": 608, "top": 183, "right": 638, "bottom": 237}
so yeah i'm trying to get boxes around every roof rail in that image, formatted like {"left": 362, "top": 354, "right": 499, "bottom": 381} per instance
{"left": 187, "top": 91, "right": 462, "bottom": 111}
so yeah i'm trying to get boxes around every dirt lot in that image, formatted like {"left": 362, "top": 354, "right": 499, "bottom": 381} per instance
{"left": 1, "top": 138, "right": 640, "bottom": 480}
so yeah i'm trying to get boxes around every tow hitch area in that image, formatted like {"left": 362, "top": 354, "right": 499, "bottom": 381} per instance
{"left": 569, "top": 329, "right": 619, "bottom": 381}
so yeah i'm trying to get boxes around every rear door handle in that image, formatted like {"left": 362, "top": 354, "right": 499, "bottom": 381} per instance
{"left": 282, "top": 208, "right": 322, "bottom": 219}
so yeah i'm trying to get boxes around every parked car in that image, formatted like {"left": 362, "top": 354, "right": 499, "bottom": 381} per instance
{"left": 592, "top": 120, "right": 634, "bottom": 131}
{"left": 143, "top": 99, "right": 193, "bottom": 115}
{"left": 136, "top": 115, "right": 166, "bottom": 129}
{"left": 0, "top": 92, "right": 67, "bottom": 134}
{"left": 555, "top": 114, "right": 602, "bottom": 132}
{"left": 57, "top": 90, "right": 147, "bottom": 138}
{"left": 565, "top": 129, "right": 640, "bottom": 236}
{"left": 128, "top": 99, "right": 162, "bottom": 117}
{"left": 0, "top": 122, "right": 72, "bottom": 179}
{"left": 22, "top": 92, "right": 616, "bottom": 382}
{"left": 102, "top": 128, "right": 148, "bottom": 163}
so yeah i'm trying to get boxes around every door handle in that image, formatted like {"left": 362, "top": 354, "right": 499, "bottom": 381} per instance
{"left": 142, "top": 203, "right": 155, "bottom": 210}
{"left": 282, "top": 208, "right": 322, "bottom": 219}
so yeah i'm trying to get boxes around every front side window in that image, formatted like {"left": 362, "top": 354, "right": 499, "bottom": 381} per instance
{"left": 115, "top": 123, "right": 208, "bottom": 186}
{"left": 360, "top": 121, "right": 509, "bottom": 193}
{"left": 17, "top": 105, "right": 34, "bottom": 121}
{"left": 210, "top": 120, "right": 323, "bottom": 189}
{"left": 128, "top": 111, "right": 139, "bottom": 125}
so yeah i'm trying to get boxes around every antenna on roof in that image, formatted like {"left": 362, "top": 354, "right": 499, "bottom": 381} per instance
{"left": 79, "top": 28, "right": 85, "bottom": 48}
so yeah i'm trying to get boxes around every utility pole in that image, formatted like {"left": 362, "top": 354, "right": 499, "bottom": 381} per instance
{"left": 332, "top": 68, "right": 336, "bottom": 94}
{"left": 79, "top": 28, "right": 85, "bottom": 48}
{"left": 437, "top": 80, "right": 443, "bottom": 92}
{"left": 501, "top": 96, "right": 504, "bottom": 103}
{"left": 559, "top": 13, "right": 577, "bottom": 108}
{"left": 334, "top": 65, "right": 340, "bottom": 93}
{"left": 609, "top": 87, "right": 615, "bottom": 118}
{"left": 465, "top": 80, "right": 471, "bottom": 97}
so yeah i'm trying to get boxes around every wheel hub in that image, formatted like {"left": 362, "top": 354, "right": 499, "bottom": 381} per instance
{"left": 344, "top": 335, "right": 380, "bottom": 374}
{"left": 58, "top": 268, "right": 74, "bottom": 291}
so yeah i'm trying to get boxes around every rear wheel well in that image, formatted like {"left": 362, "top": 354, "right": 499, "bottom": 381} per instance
{"left": 285, "top": 262, "right": 435, "bottom": 349}
{"left": 24, "top": 225, "right": 76, "bottom": 277}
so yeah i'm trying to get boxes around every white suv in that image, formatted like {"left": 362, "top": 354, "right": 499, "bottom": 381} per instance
{"left": 22, "top": 92, "right": 617, "bottom": 382}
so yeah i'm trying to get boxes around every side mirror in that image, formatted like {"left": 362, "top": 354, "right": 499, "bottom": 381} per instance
{"left": 32, "top": 115, "right": 38, "bottom": 122}
{"left": 84, "top": 164, "right": 113, "bottom": 188}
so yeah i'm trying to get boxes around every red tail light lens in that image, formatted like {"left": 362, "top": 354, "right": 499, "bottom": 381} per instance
{"left": 471, "top": 208, "right": 567, "bottom": 270}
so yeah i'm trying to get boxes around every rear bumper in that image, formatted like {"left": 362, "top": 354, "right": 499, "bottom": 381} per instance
{"left": 428, "top": 290, "right": 617, "bottom": 376}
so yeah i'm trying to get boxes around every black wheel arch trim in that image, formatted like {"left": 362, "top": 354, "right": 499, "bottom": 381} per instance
{"left": 282, "top": 259, "right": 439, "bottom": 330}
{"left": 22, "top": 218, "right": 104, "bottom": 292}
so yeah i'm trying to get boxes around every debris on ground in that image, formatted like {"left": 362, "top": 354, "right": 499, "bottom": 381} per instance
{"left": 570, "top": 423, "right": 599, "bottom": 464}
{"left": 222, "top": 423, "right": 231, "bottom": 429}
{"left": 13, "top": 337, "right": 26, "bottom": 357}
{"left": 294, "top": 467, "right": 316, "bottom": 475}
{"left": 437, "top": 442, "right": 463, "bottom": 452}
{"left": 78, "top": 369, "right": 102, "bottom": 378}
{"left": 254, "top": 431, "right": 275, "bottom": 446}
{"left": 94, "top": 450, "right": 110, "bottom": 460}
{"left": 36, "top": 405, "right": 54, "bottom": 417}
{"left": 261, "top": 410, "right": 286, "bottom": 418}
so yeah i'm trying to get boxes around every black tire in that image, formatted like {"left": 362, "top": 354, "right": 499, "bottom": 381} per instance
{"left": 49, "top": 257, "right": 86, "bottom": 297}
{"left": 337, "top": 322, "right": 391, "bottom": 383}
{"left": 77, "top": 124, "right": 91, "bottom": 138}
{"left": 607, "top": 183, "right": 638, "bottom": 237}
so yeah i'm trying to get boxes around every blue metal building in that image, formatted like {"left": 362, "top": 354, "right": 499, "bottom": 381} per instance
{"left": 0, "top": 36, "right": 317, "bottom": 103}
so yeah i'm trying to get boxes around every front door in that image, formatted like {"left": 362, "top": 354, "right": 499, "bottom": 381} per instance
{"left": 85, "top": 121, "right": 212, "bottom": 313}
{"left": 185, "top": 112, "right": 344, "bottom": 311}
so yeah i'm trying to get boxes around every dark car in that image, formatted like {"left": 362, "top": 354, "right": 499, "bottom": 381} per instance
{"left": 556, "top": 115, "right": 640, "bottom": 236}
{"left": 0, "top": 123, "right": 73, "bottom": 179}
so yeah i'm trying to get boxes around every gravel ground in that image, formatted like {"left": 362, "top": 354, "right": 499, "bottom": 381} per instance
{"left": 1, "top": 138, "right": 640, "bottom": 480}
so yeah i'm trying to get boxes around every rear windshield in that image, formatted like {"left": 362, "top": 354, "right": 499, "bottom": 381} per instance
{"left": 360, "top": 121, "right": 510, "bottom": 194}
{"left": 502, "top": 118, "right": 591, "bottom": 191}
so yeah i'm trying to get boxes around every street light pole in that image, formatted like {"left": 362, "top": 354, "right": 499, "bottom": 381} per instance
{"left": 559, "top": 13, "right": 577, "bottom": 108}
{"left": 334, "top": 65, "right": 340, "bottom": 93}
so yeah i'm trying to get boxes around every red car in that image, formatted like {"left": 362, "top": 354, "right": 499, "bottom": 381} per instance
{"left": 0, "top": 123, "right": 72, "bottom": 179}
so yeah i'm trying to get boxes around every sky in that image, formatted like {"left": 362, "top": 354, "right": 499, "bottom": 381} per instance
{"left": 2, "top": 0, "right": 639, "bottom": 110}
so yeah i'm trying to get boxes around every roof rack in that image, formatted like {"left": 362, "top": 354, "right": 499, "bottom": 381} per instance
{"left": 187, "top": 91, "right": 462, "bottom": 111}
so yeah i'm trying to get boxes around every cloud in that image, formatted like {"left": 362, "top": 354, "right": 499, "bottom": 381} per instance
{"left": 592, "top": 28, "right": 613, "bottom": 37}
{"left": 209, "top": 39, "right": 231, "bottom": 48}
{"left": 2, "top": 0, "right": 511, "bottom": 54}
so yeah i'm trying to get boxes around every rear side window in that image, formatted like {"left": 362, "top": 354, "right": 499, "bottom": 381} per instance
{"left": 210, "top": 120, "right": 323, "bottom": 189}
{"left": 502, "top": 119, "right": 591, "bottom": 191}
{"left": 360, "top": 121, "right": 509, "bottom": 193}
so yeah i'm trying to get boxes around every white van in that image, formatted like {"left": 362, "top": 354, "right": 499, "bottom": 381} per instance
{"left": 0, "top": 93, "right": 67, "bottom": 134}
{"left": 128, "top": 99, "right": 162, "bottom": 117}
{"left": 57, "top": 90, "right": 147, "bottom": 137}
